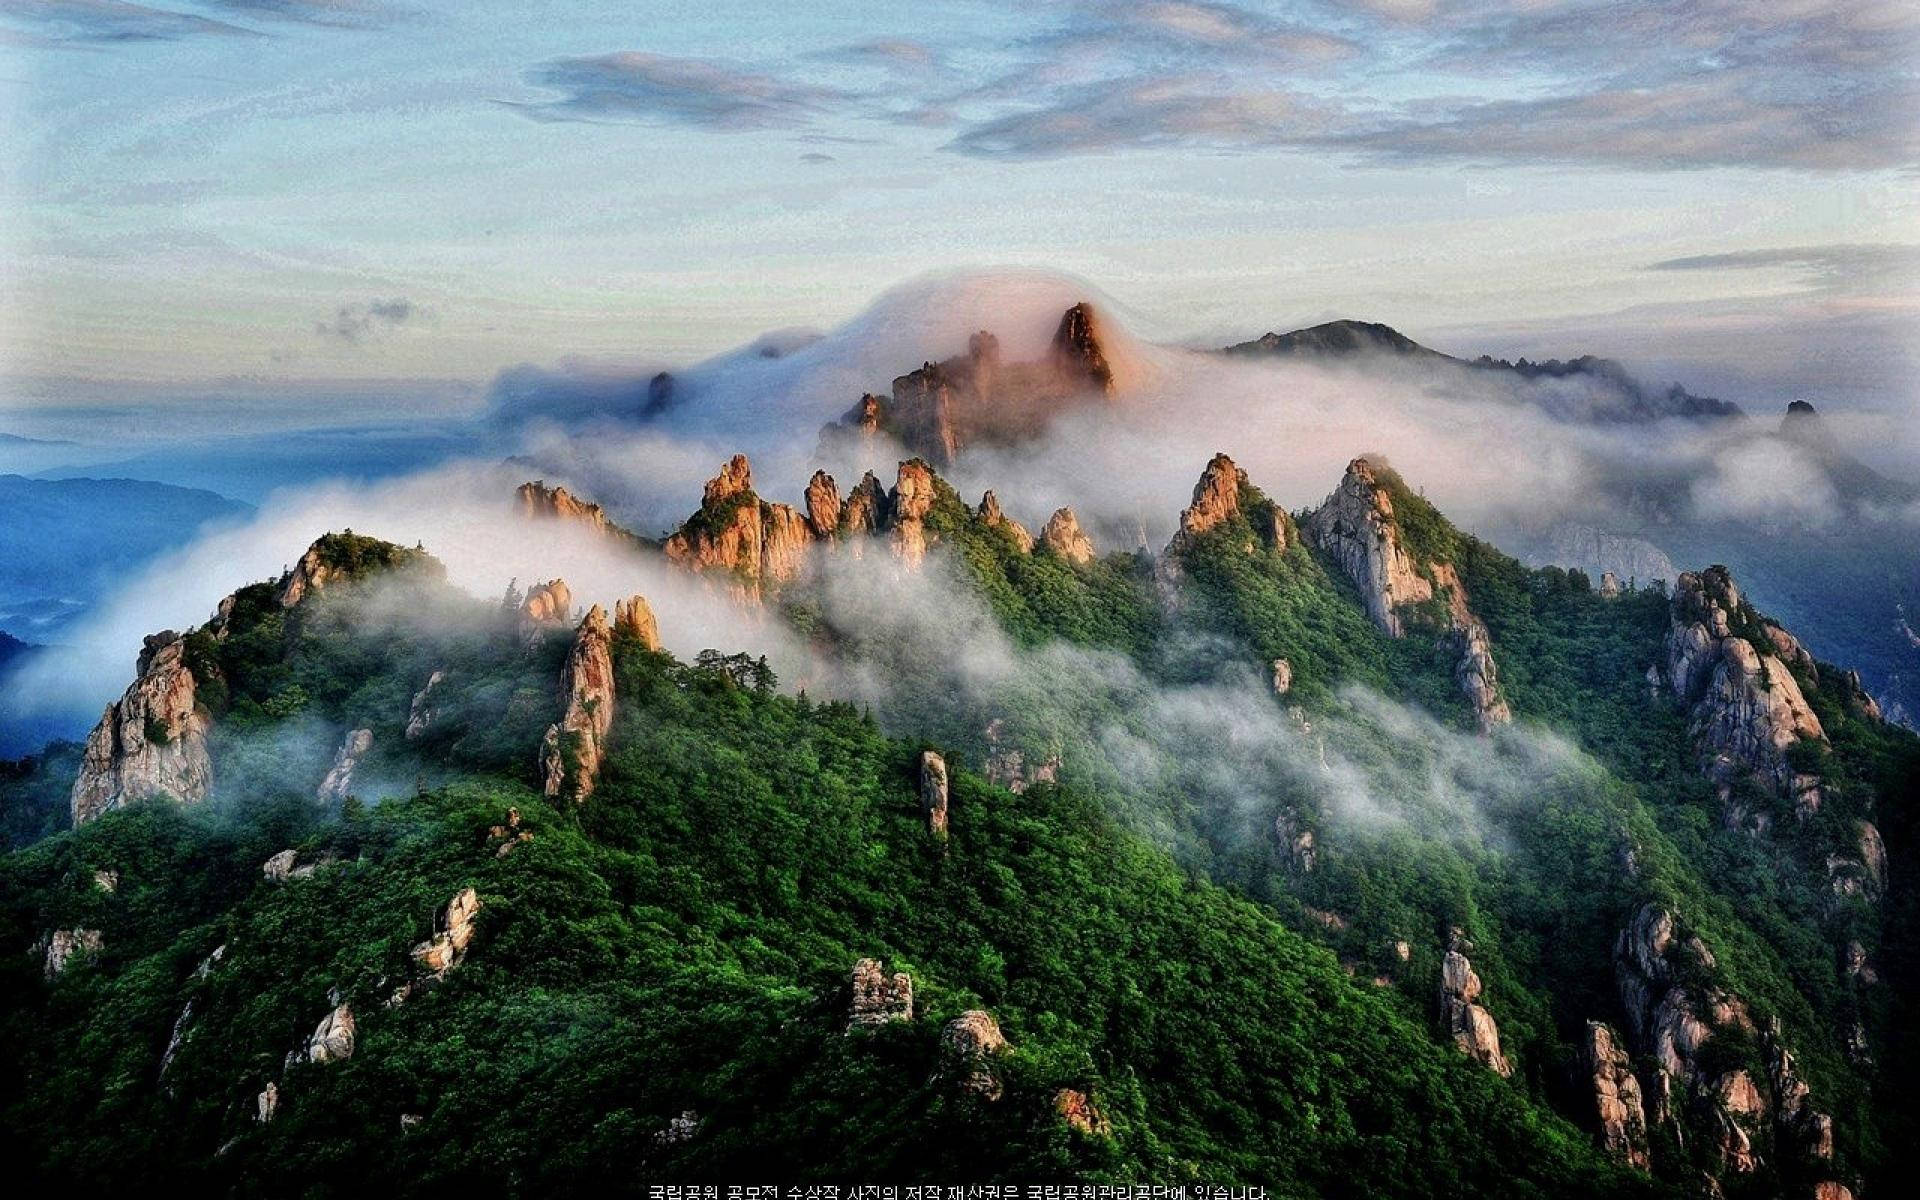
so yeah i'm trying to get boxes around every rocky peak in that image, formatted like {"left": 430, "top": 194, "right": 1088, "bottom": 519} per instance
{"left": 520, "top": 579, "right": 574, "bottom": 625}
{"left": 71, "top": 631, "right": 213, "bottom": 826}
{"left": 889, "top": 459, "right": 939, "bottom": 566}
{"left": 1169, "top": 452, "right": 1247, "bottom": 552}
{"left": 1042, "top": 507, "right": 1095, "bottom": 566}
{"left": 704, "top": 454, "right": 754, "bottom": 505}
{"left": 977, "top": 491, "right": 1034, "bottom": 553}
{"left": 848, "top": 958, "right": 913, "bottom": 1030}
{"left": 1051, "top": 301, "right": 1114, "bottom": 395}
{"left": 1303, "top": 457, "right": 1435, "bottom": 637}
{"left": 613, "top": 594, "right": 661, "bottom": 650}
{"left": 540, "top": 605, "right": 616, "bottom": 802}
{"left": 841, "top": 471, "right": 889, "bottom": 536}
{"left": 316, "top": 728, "right": 372, "bottom": 805}
{"left": 515, "top": 480, "right": 610, "bottom": 534}
{"left": 804, "top": 470, "right": 842, "bottom": 538}
{"left": 1438, "top": 945, "right": 1512, "bottom": 1076}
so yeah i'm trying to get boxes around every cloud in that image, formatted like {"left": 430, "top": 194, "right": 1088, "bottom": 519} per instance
{"left": 3, "top": 0, "right": 253, "bottom": 43}
{"left": 1648, "top": 244, "right": 1920, "bottom": 292}
{"left": 314, "top": 297, "right": 422, "bottom": 344}
{"left": 946, "top": 78, "right": 1335, "bottom": 159}
{"left": 208, "top": 1, "right": 396, "bottom": 26}
{"left": 513, "top": 52, "right": 853, "bottom": 129}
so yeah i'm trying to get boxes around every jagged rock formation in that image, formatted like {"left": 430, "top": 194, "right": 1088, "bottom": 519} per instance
{"left": 405, "top": 670, "right": 445, "bottom": 740}
{"left": 411, "top": 887, "right": 481, "bottom": 978}
{"left": 889, "top": 459, "right": 937, "bottom": 566}
{"left": 1042, "top": 507, "right": 1095, "bottom": 565}
{"left": 93, "top": 869, "right": 118, "bottom": 893}
{"left": 941, "top": 1010, "right": 1009, "bottom": 1099}
{"left": 1438, "top": 942, "right": 1512, "bottom": 1076}
{"left": 515, "top": 480, "right": 612, "bottom": 535}
{"left": 977, "top": 491, "right": 1034, "bottom": 552}
{"left": 40, "top": 928, "right": 102, "bottom": 979}
{"left": 1600, "top": 571, "right": 1620, "bottom": 598}
{"left": 1304, "top": 457, "right": 1511, "bottom": 730}
{"left": 71, "top": 632, "right": 213, "bottom": 826}
{"left": 316, "top": 728, "right": 372, "bottom": 804}
{"left": 540, "top": 605, "right": 615, "bottom": 801}
{"left": 1584, "top": 1021, "right": 1650, "bottom": 1169}
{"left": 1271, "top": 658, "right": 1293, "bottom": 696}
{"left": 841, "top": 471, "right": 887, "bottom": 538}
{"left": 488, "top": 807, "right": 533, "bottom": 858}
{"left": 1053, "top": 1088, "right": 1113, "bottom": 1136}
{"left": 263, "top": 849, "right": 298, "bottom": 881}
{"left": 817, "top": 302, "right": 1122, "bottom": 467}
{"left": 918, "top": 750, "right": 949, "bottom": 838}
{"left": 613, "top": 595, "right": 661, "bottom": 650}
{"left": 279, "top": 542, "right": 338, "bottom": 607}
{"left": 664, "top": 455, "right": 823, "bottom": 593}
{"left": 1661, "top": 567, "right": 1826, "bottom": 816}
{"left": 1304, "top": 459, "right": 1436, "bottom": 637}
{"left": 520, "top": 579, "right": 574, "bottom": 625}
{"left": 1273, "top": 810, "right": 1316, "bottom": 873}
{"left": 256, "top": 1082, "right": 279, "bottom": 1124}
{"left": 848, "top": 958, "right": 913, "bottom": 1029}
{"left": 804, "top": 470, "right": 842, "bottom": 538}
{"left": 306, "top": 1002, "right": 355, "bottom": 1064}
{"left": 1167, "top": 452, "right": 1249, "bottom": 556}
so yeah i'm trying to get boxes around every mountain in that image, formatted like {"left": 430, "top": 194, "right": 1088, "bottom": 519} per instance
{"left": 0, "top": 476, "right": 254, "bottom": 639}
{"left": 1223, "top": 320, "right": 1745, "bottom": 423}
{"left": 3, "top": 446, "right": 1910, "bottom": 1196}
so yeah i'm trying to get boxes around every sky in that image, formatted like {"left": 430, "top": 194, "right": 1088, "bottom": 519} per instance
{"left": 2, "top": 0, "right": 1917, "bottom": 422}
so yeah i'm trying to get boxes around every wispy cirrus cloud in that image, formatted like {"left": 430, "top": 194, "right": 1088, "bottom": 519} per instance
{"left": 1647, "top": 243, "right": 1920, "bottom": 293}
{"left": 3, "top": 0, "right": 253, "bottom": 43}
{"left": 511, "top": 52, "right": 852, "bottom": 129}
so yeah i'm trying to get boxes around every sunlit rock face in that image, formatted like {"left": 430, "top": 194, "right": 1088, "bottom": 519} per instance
{"left": 71, "top": 632, "right": 213, "bottom": 826}
{"left": 818, "top": 301, "right": 1125, "bottom": 467}
{"left": 848, "top": 958, "right": 913, "bottom": 1030}
{"left": 1042, "top": 507, "right": 1095, "bottom": 565}
{"left": 1584, "top": 1021, "right": 1650, "bottom": 1170}
{"left": 515, "top": 480, "right": 612, "bottom": 534}
{"left": 1303, "top": 456, "right": 1510, "bottom": 730}
{"left": 540, "top": 605, "right": 615, "bottom": 801}
{"left": 1438, "top": 944, "right": 1511, "bottom": 1077}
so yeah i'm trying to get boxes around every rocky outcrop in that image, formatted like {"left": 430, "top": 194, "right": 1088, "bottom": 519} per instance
{"left": 761, "top": 502, "right": 814, "bottom": 585}
{"left": 71, "top": 632, "right": 214, "bottom": 826}
{"left": 1304, "top": 458, "right": 1510, "bottom": 729}
{"left": 848, "top": 958, "right": 913, "bottom": 1030}
{"left": 1054, "top": 1088, "right": 1113, "bottom": 1136}
{"left": 279, "top": 541, "right": 339, "bottom": 607}
{"left": 1041, "top": 508, "right": 1095, "bottom": 565}
{"left": 889, "top": 459, "right": 938, "bottom": 566}
{"left": 1273, "top": 810, "right": 1316, "bottom": 873}
{"left": 664, "top": 455, "right": 765, "bottom": 589}
{"left": 316, "top": 728, "right": 372, "bottom": 804}
{"left": 93, "top": 868, "right": 118, "bottom": 893}
{"left": 918, "top": 750, "right": 949, "bottom": 838}
{"left": 840, "top": 471, "right": 888, "bottom": 538}
{"left": 1600, "top": 571, "right": 1621, "bottom": 598}
{"left": 818, "top": 303, "right": 1122, "bottom": 466}
{"left": 1438, "top": 944, "right": 1512, "bottom": 1076}
{"left": 520, "top": 579, "right": 574, "bottom": 625}
{"left": 515, "top": 480, "right": 612, "bottom": 535}
{"left": 613, "top": 594, "right": 661, "bottom": 650}
{"left": 941, "top": 1011, "right": 1009, "bottom": 1099}
{"left": 1271, "top": 658, "right": 1293, "bottom": 696}
{"left": 540, "top": 606, "right": 615, "bottom": 801}
{"left": 1166, "top": 452, "right": 1250, "bottom": 556}
{"left": 256, "top": 1082, "right": 279, "bottom": 1124}
{"left": 411, "top": 887, "right": 481, "bottom": 978}
{"left": 306, "top": 1001, "right": 355, "bottom": 1064}
{"left": 405, "top": 670, "right": 445, "bottom": 740}
{"left": 982, "top": 719, "right": 1059, "bottom": 794}
{"left": 1304, "top": 458, "right": 1435, "bottom": 637}
{"left": 1662, "top": 567, "right": 1827, "bottom": 811}
{"left": 263, "top": 849, "right": 298, "bottom": 881}
{"left": 40, "top": 928, "right": 103, "bottom": 979}
{"left": 804, "top": 471, "right": 842, "bottom": 538}
{"left": 977, "top": 491, "right": 1034, "bottom": 552}
{"left": 1584, "top": 1021, "right": 1650, "bottom": 1169}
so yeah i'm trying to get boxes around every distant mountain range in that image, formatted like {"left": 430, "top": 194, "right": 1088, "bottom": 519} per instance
{"left": 1223, "top": 318, "right": 1746, "bottom": 423}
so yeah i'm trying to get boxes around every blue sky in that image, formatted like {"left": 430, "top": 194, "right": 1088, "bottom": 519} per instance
{"left": 2, "top": 1, "right": 1916, "bottom": 416}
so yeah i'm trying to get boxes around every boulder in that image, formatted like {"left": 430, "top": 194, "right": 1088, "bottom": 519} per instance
{"left": 1271, "top": 658, "right": 1293, "bottom": 696}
